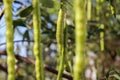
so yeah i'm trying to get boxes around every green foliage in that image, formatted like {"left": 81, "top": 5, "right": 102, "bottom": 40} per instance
{"left": 23, "top": 30, "right": 30, "bottom": 41}
{"left": 41, "top": 0, "right": 54, "bottom": 8}
{"left": 106, "top": 68, "right": 120, "bottom": 80}
{"left": 13, "top": 18, "right": 26, "bottom": 28}
{"left": 16, "top": 5, "right": 33, "bottom": 17}
{"left": 0, "top": 0, "right": 2, "bottom": 2}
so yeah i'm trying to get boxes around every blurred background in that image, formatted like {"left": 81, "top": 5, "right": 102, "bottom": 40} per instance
{"left": 0, "top": 0, "right": 120, "bottom": 80}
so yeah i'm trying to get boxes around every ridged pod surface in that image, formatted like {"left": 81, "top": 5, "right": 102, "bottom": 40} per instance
{"left": 73, "top": 0, "right": 87, "bottom": 80}
{"left": 3, "top": 0, "right": 15, "bottom": 80}
{"left": 56, "top": 0, "right": 66, "bottom": 80}
{"left": 32, "top": 0, "right": 44, "bottom": 80}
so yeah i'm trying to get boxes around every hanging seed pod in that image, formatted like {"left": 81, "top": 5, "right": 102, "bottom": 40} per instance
{"left": 73, "top": 0, "right": 87, "bottom": 80}
{"left": 32, "top": 0, "right": 44, "bottom": 80}
{"left": 87, "top": 0, "right": 92, "bottom": 20}
{"left": 3, "top": 0, "right": 15, "bottom": 80}
{"left": 100, "top": 24, "right": 104, "bottom": 51}
{"left": 56, "top": 0, "right": 67, "bottom": 80}
{"left": 96, "top": 0, "right": 105, "bottom": 51}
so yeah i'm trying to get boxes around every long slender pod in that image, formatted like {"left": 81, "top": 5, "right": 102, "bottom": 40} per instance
{"left": 99, "top": 0, "right": 105, "bottom": 51}
{"left": 63, "top": 14, "right": 69, "bottom": 74}
{"left": 56, "top": 0, "right": 66, "bottom": 80}
{"left": 32, "top": 0, "right": 44, "bottom": 80}
{"left": 73, "top": 0, "right": 87, "bottom": 80}
{"left": 100, "top": 24, "right": 104, "bottom": 51}
{"left": 3, "top": 0, "right": 15, "bottom": 80}
{"left": 96, "top": 0, "right": 105, "bottom": 51}
{"left": 87, "top": 0, "right": 92, "bottom": 20}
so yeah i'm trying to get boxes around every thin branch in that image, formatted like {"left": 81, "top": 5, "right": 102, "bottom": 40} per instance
{"left": 0, "top": 40, "right": 56, "bottom": 46}
{"left": 0, "top": 50, "right": 73, "bottom": 80}
{"left": 0, "top": 40, "right": 34, "bottom": 46}
{"left": 0, "top": 8, "right": 4, "bottom": 20}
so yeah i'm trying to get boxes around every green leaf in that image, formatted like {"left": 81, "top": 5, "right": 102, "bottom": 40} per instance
{"left": 13, "top": 18, "right": 26, "bottom": 28}
{"left": 114, "top": 74, "right": 120, "bottom": 80}
{"left": 23, "top": 30, "right": 30, "bottom": 41}
{"left": 41, "top": 0, "right": 54, "bottom": 8}
{"left": 16, "top": 5, "right": 33, "bottom": 17}
{"left": 0, "top": 0, "right": 2, "bottom": 2}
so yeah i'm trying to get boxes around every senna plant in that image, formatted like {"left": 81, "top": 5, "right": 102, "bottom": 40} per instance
{"left": 73, "top": 0, "right": 87, "bottom": 80}
{"left": 3, "top": 0, "right": 15, "bottom": 80}
{"left": 32, "top": 0, "right": 44, "bottom": 80}
{"left": 56, "top": 0, "right": 67, "bottom": 80}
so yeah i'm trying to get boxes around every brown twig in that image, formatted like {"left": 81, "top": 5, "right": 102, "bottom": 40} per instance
{"left": 0, "top": 50, "right": 73, "bottom": 80}
{"left": 0, "top": 40, "right": 34, "bottom": 46}
{"left": 0, "top": 8, "right": 4, "bottom": 20}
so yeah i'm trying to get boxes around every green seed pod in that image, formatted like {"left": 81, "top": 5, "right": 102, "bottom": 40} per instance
{"left": 100, "top": 24, "right": 104, "bottom": 51}
{"left": 73, "top": 0, "right": 87, "bottom": 80}
{"left": 87, "top": 0, "right": 92, "bottom": 20}
{"left": 96, "top": 0, "right": 105, "bottom": 51}
{"left": 56, "top": 0, "right": 67, "bottom": 80}
{"left": 32, "top": 0, "right": 44, "bottom": 80}
{"left": 3, "top": 0, "right": 15, "bottom": 80}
